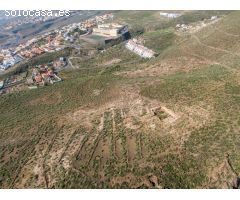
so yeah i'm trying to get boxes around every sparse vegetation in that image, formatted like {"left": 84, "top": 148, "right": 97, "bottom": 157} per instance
{"left": 1, "top": 10, "right": 240, "bottom": 189}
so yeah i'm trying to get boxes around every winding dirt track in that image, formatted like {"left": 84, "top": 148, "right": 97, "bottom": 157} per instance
{"left": 192, "top": 34, "right": 240, "bottom": 57}
{"left": 191, "top": 34, "right": 240, "bottom": 73}
{"left": 214, "top": 27, "right": 240, "bottom": 38}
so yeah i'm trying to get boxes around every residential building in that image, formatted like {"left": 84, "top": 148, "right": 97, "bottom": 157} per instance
{"left": 125, "top": 40, "right": 156, "bottom": 59}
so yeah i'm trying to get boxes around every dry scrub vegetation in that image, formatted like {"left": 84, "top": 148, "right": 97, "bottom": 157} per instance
{"left": 0, "top": 11, "right": 240, "bottom": 188}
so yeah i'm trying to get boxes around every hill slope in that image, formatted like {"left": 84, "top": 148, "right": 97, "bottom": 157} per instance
{"left": 0, "top": 11, "right": 240, "bottom": 189}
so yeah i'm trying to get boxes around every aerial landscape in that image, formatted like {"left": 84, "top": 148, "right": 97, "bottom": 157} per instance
{"left": 0, "top": 10, "right": 240, "bottom": 189}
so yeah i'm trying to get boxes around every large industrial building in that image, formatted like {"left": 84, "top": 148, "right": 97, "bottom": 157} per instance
{"left": 93, "top": 23, "right": 128, "bottom": 37}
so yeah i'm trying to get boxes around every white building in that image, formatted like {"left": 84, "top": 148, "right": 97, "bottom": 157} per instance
{"left": 93, "top": 23, "right": 128, "bottom": 37}
{"left": 211, "top": 16, "right": 218, "bottom": 20}
{"left": 125, "top": 40, "right": 155, "bottom": 59}
{"left": 160, "top": 12, "right": 181, "bottom": 18}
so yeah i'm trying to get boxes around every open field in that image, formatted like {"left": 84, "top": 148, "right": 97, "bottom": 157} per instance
{"left": 0, "top": 11, "right": 240, "bottom": 188}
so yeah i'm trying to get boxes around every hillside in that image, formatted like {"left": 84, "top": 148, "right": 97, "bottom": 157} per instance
{"left": 0, "top": 11, "right": 240, "bottom": 189}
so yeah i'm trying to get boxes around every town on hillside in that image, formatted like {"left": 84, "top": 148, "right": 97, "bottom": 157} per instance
{"left": 0, "top": 11, "right": 220, "bottom": 96}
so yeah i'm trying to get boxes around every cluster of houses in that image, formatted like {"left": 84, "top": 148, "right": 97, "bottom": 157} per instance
{"left": 125, "top": 39, "right": 156, "bottom": 59}
{"left": 27, "top": 65, "right": 61, "bottom": 87}
{"left": 0, "top": 57, "right": 66, "bottom": 95}
{"left": 0, "top": 12, "right": 115, "bottom": 72}
{"left": 59, "top": 13, "right": 113, "bottom": 33}
{"left": 175, "top": 23, "right": 193, "bottom": 32}
{"left": 39, "top": 13, "right": 115, "bottom": 45}
{"left": 59, "top": 13, "right": 114, "bottom": 42}
{"left": 14, "top": 38, "right": 38, "bottom": 52}
{"left": 176, "top": 16, "right": 219, "bottom": 32}
{"left": 26, "top": 57, "right": 66, "bottom": 87}
{"left": 52, "top": 57, "right": 67, "bottom": 72}
{"left": 0, "top": 49, "right": 23, "bottom": 70}
{"left": 0, "top": 32, "right": 65, "bottom": 71}
{"left": 19, "top": 33, "right": 63, "bottom": 53}
{"left": 41, "top": 34, "right": 63, "bottom": 51}
{"left": 20, "top": 47, "right": 45, "bottom": 59}
{"left": 80, "top": 13, "right": 114, "bottom": 29}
